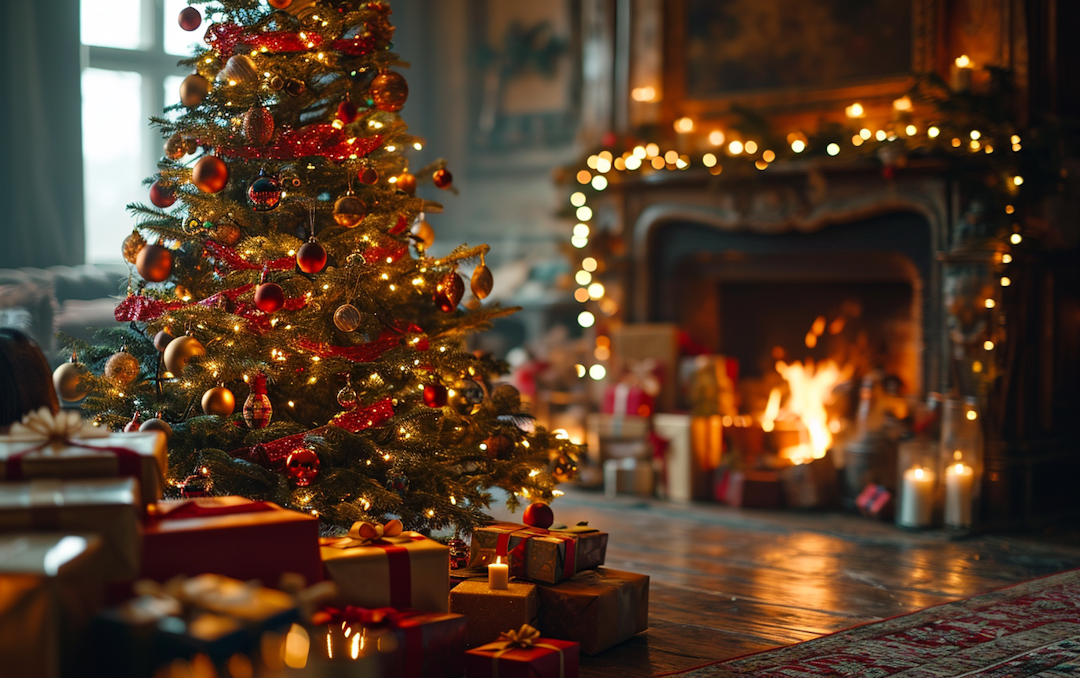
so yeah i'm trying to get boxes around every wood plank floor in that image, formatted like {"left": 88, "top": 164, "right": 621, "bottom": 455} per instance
{"left": 487, "top": 488, "right": 1080, "bottom": 678}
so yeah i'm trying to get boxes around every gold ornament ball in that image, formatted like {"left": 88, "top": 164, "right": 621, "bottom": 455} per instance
{"left": 471, "top": 263, "right": 493, "bottom": 299}
{"left": 370, "top": 71, "right": 409, "bottom": 112}
{"left": 164, "top": 133, "right": 185, "bottom": 159}
{"left": 52, "top": 362, "right": 87, "bottom": 403}
{"left": 211, "top": 222, "right": 243, "bottom": 246}
{"left": 193, "top": 155, "right": 229, "bottom": 193}
{"left": 104, "top": 350, "right": 140, "bottom": 386}
{"left": 217, "top": 55, "right": 259, "bottom": 86}
{"left": 163, "top": 335, "right": 206, "bottom": 376}
{"left": 136, "top": 243, "right": 174, "bottom": 283}
{"left": 179, "top": 74, "right": 210, "bottom": 107}
{"left": 333, "top": 194, "right": 366, "bottom": 228}
{"left": 268, "top": 0, "right": 293, "bottom": 7}
{"left": 395, "top": 172, "right": 417, "bottom": 195}
{"left": 411, "top": 219, "right": 435, "bottom": 249}
{"left": 202, "top": 386, "right": 236, "bottom": 416}
{"left": 122, "top": 231, "right": 146, "bottom": 265}
{"left": 334, "top": 304, "right": 362, "bottom": 332}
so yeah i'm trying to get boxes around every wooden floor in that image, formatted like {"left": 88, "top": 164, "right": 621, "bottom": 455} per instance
{"left": 489, "top": 488, "right": 1080, "bottom": 678}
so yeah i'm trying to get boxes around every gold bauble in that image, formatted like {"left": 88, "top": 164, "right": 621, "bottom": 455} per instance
{"left": 216, "top": 55, "right": 259, "bottom": 86}
{"left": 52, "top": 361, "right": 87, "bottom": 403}
{"left": 122, "top": 231, "right": 146, "bottom": 265}
{"left": 104, "top": 349, "right": 140, "bottom": 386}
{"left": 163, "top": 335, "right": 205, "bottom": 376}
{"left": 411, "top": 219, "right": 435, "bottom": 249}
{"left": 395, "top": 172, "right": 417, "bottom": 195}
{"left": 333, "top": 304, "right": 361, "bottom": 332}
{"left": 370, "top": 71, "right": 409, "bottom": 112}
{"left": 211, "top": 222, "right": 243, "bottom": 246}
{"left": 471, "top": 263, "right": 493, "bottom": 299}
{"left": 333, "top": 194, "right": 366, "bottom": 228}
{"left": 179, "top": 74, "right": 210, "bottom": 107}
{"left": 201, "top": 386, "right": 236, "bottom": 416}
{"left": 164, "top": 133, "right": 185, "bottom": 159}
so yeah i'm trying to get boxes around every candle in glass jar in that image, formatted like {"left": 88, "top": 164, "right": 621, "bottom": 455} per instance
{"left": 898, "top": 466, "right": 935, "bottom": 528}
{"left": 488, "top": 556, "right": 509, "bottom": 590}
{"left": 944, "top": 462, "right": 974, "bottom": 528}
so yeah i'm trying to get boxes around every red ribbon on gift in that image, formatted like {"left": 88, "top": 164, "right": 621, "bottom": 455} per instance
{"left": 493, "top": 525, "right": 578, "bottom": 581}
{"left": 4, "top": 439, "right": 145, "bottom": 483}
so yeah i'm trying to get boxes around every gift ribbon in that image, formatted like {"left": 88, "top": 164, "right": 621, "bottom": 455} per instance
{"left": 149, "top": 497, "right": 278, "bottom": 522}
{"left": 492, "top": 524, "right": 577, "bottom": 580}
{"left": 323, "top": 524, "right": 426, "bottom": 609}
{"left": 0, "top": 409, "right": 145, "bottom": 482}
{"left": 475, "top": 624, "right": 566, "bottom": 678}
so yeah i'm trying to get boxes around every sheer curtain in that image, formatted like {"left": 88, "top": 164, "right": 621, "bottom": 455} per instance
{"left": 0, "top": 0, "right": 84, "bottom": 269}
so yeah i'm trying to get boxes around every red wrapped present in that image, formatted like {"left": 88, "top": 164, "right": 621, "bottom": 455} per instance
{"left": 856, "top": 483, "right": 894, "bottom": 519}
{"left": 714, "top": 468, "right": 784, "bottom": 509}
{"left": 602, "top": 382, "right": 655, "bottom": 417}
{"left": 316, "top": 605, "right": 467, "bottom": 677}
{"left": 320, "top": 519, "right": 449, "bottom": 612}
{"left": 468, "top": 522, "right": 607, "bottom": 584}
{"left": 0, "top": 409, "right": 167, "bottom": 506}
{"left": 141, "top": 496, "right": 322, "bottom": 586}
{"left": 466, "top": 624, "right": 579, "bottom": 678}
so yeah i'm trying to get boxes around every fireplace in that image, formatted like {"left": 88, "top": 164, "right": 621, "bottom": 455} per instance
{"left": 582, "top": 161, "right": 1080, "bottom": 526}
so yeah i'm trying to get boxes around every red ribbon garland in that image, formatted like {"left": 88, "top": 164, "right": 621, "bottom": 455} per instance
{"left": 205, "top": 240, "right": 294, "bottom": 272}
{"left": 206, "top": 23, "right": 379, "bottom": 57}
{"left": 219, "top": 124, "right": 383, "bottom": 162}
{"left": 3, "top": 439, "right": 145, "bottom": 482}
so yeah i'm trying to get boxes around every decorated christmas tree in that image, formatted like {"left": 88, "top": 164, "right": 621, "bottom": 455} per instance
{"left": 62, "top": 0, "right": 580, "bottom": 534}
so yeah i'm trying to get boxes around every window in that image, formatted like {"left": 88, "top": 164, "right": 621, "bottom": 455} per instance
{"left": 80, "top": 0, "right": 195, "bottom": 263}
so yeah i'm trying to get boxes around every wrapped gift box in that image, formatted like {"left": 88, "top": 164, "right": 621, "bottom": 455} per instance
{"left": 321, "top": 526, "right": 449, "bottom": 612}
{"left": 141, "top": 496, "right": 322, "bottom": 587}
{"left": 0, "top": 423, "right": 167, "bottom": 507}
{"left": 654, "top": 414, "right": 716, "bottom": 502}
{"left": 535, "top": 568, "right": 649, "bottom": 655}
{"left": 466, "top": 626, "right": 579, "bottom": 678}
{"left": 0, "top": 533, "right": 105, "bottom": 678}
{"left": 0, "top": 478, "right": 141, "bottom": 580}
{"left": 602, "top": 382, "right": 654, "bottom": 417}
{"left": 449, "top": 579, "right": 538, "bottom": 648}
{"left": 585, "top": 413, "right": 651, "bottom": 466}
{"left": 316, "top": 606, "right": 467, "bottom": 677}
{"left": 469, "top": 522, "right": 608, "bottom": 584}
{"left": 91, "top": 573, "right": 299, "bottom": 677}
{"left": 714, "top": 468, "right": 784, "bottom": 509}
{"left": 603, "top": 458, "right": 655, "bottom": 498}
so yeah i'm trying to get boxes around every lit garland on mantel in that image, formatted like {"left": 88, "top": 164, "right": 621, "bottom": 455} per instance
{"left": 563, "top": 63, "right": 1072, "bottom": 385}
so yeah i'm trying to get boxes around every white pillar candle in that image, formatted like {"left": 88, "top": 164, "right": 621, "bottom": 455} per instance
{"left": 488, "top": 556, "right": 509, "bottom": 590}
{"left": 951, "top": 55, "right": 973, "bottom": 91}
{"left": 944, "top": 463, "right": 975, "bottom": 528}
{"left": 898, "top": 466, "right": 935, "bottom": 528}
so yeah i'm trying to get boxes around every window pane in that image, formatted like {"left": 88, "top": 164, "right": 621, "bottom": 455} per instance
{"left": 81, "top": 0, "right": 144, "bottom": 50}
{"left": 82, "top": 69, "right": 145, "bottom": 263}
{"left": 164, "top": 0, "right": 204, "bottom": 56}
{"left": 164, "top": 74, "right": 186, "bottom": 121}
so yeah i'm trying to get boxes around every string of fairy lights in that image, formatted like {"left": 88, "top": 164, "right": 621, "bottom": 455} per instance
{"left": 566, "top": 57, "right": 1034, "bottom": 386}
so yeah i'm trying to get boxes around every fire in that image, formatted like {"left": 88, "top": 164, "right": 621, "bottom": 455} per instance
{"left": 769, "top": 359, "right": 853, "bottom": 465}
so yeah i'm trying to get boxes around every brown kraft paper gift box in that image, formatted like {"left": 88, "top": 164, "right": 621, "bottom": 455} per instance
{"left": 535, "top": 567, "right": 649, "bottom": 655}
{"left": 469, "top": 522, "right": 608, "bottom": 584}
{"left": 449, "top": 579, "right": 538, "bottom": 648}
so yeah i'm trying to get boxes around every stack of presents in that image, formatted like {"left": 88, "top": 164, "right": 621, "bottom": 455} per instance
{"left": 589, "top": 324, "right": 821, "bottom": 509}
{"left": 0, "top": 408, "right": 647, "bottom": 677}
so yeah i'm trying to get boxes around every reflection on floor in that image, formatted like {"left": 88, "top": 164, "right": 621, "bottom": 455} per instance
{"left": 486, "top": 488, "right": 1080, "bottom": 678}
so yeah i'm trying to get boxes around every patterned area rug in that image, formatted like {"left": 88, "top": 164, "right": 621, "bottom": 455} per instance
{"left": 666, "top": 569, "right": 1080, "bottom": 677}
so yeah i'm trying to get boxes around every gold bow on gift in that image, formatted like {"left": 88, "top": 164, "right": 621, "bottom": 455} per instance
{"left": 478, "top": 624, "right": 566, "bottom": 678}
{"left": 4, "top": 408, "right": 107, "bottom": 445}
{"left": 350, "top": 518, "right": 404, "bottom": 543}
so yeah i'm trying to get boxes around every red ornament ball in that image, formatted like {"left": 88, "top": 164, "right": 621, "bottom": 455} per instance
{"left": 268, "top": 0, "right": 293, "bottom": 7}
{"left": 423, "top": 383, "right": 448, "bottom": 408}
{"left": 254, "top": 282, "right": 285, "bottom": 313}
{"left": 193, "top": 156, "right": 228, "bottom": 193}
{"left": 523, "top": 502, "right": 554, "bottom": 529}
{"left": 136, "top": 244, "right": 174, "bottom": 283}
{"left": 297, "top": 240, "right": 327, "bottom": 274}
{"left": 123, "top": 412, "right": 141, "bottom": 433}
{"left": 149, "top": 181, "right": 176, "bottom": 208}
{"left": 434, "top": 272, "right": 464, "bottom": 313}
{"left": 247, "top": 175, "right": 281, "bottom": 211}
{"left": 243, "top": 105, "right": 275, "bottom": 146}
{"left": 337, "top": 96, "right": 359, "bottom": 124}
{"left": 433, "top": 168, "right": 453, "bottom": 189}
{"left": 286, "top": 447, "right": 320, "bottom": 486}
{"left": 358, "top": 167, "right": 379, "bottom": 185}
{"left": 178, "top": 6, "right": 201, "bottom": 31}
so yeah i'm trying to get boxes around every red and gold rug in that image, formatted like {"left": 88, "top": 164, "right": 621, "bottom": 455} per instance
{"left": 666, "top": 569, "right": 1080, "bottom": 677}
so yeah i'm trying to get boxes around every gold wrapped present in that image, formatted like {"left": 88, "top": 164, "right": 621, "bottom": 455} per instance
{"left": 449, "top": 579, "right": 538, "bottom": 648}
{"left": 0, "top": 478, "right": 141, "bottom": 580}
{"left": 321, "top": 519, "right": 450, "bottom": 612}
{"left": 469, "top": 522, "right": 608, "bottom": 584}
{"left": 0, "top": 533, "right": 105, "bottom": 678}
{"left": 0, "top": 409, "right": 167, "bottom": 506}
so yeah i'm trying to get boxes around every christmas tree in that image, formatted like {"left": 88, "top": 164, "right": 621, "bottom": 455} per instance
{"left": 63, "top": 0, "right": 580, "bottom": 534}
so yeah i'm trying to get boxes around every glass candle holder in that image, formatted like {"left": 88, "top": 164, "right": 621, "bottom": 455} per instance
{"left": 939, "top": 397, "right": 983, "bottom": 529}
{"left": 896, "top": 439, "right": 937, "bottom": 528}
